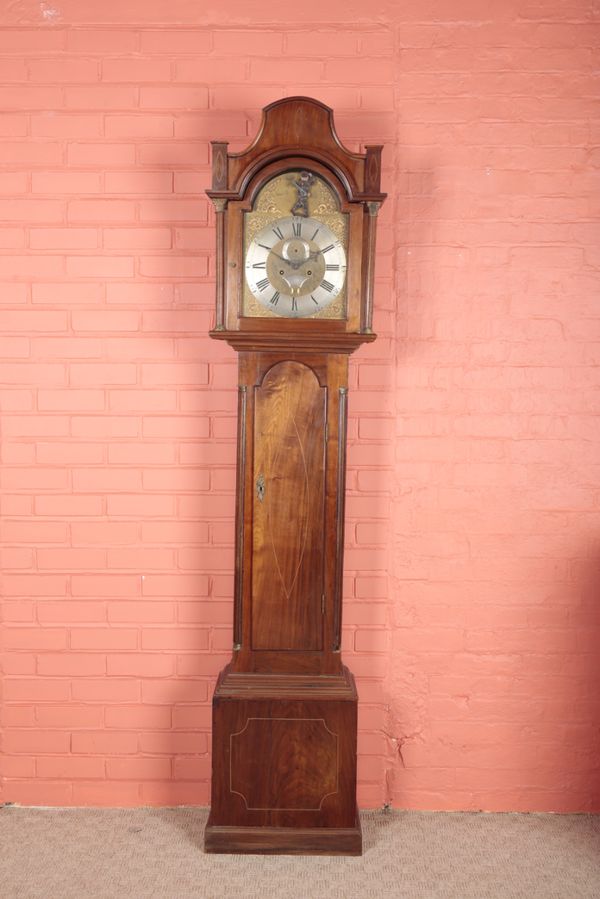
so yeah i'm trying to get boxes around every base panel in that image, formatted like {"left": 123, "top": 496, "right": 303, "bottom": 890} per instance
{"left": 205, "top": 810, "right": 362, "bottom": 855}
{"left": 205, "top": 665, "right": 361, "bottom": 855}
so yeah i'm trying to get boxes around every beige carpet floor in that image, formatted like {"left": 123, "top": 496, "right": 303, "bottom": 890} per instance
{"left": 1, "top": 806, "right": 599, "bottom": 898}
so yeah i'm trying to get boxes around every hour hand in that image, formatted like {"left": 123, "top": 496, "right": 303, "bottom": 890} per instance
{"left": 268, "top": 250, "right": 288, "bottom": 265}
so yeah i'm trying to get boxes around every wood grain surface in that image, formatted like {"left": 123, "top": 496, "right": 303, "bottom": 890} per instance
{"left": 251, "top": 362, "right": 325, "bottom": 652}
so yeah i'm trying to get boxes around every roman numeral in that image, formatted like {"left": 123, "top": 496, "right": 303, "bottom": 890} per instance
{"left": 310, "top": 228, "right": 320, "bottom": 241}
{"left": 291, "top": 297, "right": 298, "bottom": 312}
{"left": 252, "top": 262, "right": 266, "bottom": 269}
{"left": 325, "top": 264, "right": 340, "bottom": 271}
{"left": 272, "top": 225, "right": 284, "bottom": 240}
{"left": 258, "top": 243, "right": 272, "bottom": 251}
{"left": 311, "top": 295, "right": 319, "bottom": 305}
{"left": 320, "top": 279, "right": 334, "bottom": 293}
{"left": 321, "top": 244, "right": 335, "bottom": 254}
{"left": 256, "top": 277, "right": 270, "bottom": 292}
{"left": 269, "top": 291, "right": 280, "bottom": 306}
{"left": 292, "top": 220, "right": 302, "bottom": 237}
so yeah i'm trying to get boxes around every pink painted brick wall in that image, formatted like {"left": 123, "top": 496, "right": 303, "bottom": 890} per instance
{"left": 1, "top": 1, "right": 599, "bottom": 812}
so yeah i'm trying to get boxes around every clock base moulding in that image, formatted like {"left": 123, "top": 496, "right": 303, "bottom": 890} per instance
{"left": 204, "top": 819, "right": 361, "bottom": 856}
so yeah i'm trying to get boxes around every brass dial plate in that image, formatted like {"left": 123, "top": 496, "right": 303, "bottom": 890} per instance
{"left": 242, "top": 171, "right": 348, "bottom": 320}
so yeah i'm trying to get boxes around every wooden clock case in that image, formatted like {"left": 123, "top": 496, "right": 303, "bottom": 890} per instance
{"left": 203, "top": 97, "right": 385, "bottom": 855}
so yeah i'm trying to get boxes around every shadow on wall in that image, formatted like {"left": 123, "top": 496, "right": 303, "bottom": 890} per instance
{"left": 109, "top": 112, "right": 238, "bottom": 805}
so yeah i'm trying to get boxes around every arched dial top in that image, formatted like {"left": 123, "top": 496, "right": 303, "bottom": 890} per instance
{"left": 243, "top": 169, "right": 348, "bottom": 320}
{"left": 208, "top": 97, "right": 386, "bottom": 349}
{"left": 208, "top": 97, "right": 385, "bottom": 202}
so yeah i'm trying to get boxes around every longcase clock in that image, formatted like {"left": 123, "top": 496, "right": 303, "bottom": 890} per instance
{"left": 204, "top": 97, "right": 385, "bottom": 855}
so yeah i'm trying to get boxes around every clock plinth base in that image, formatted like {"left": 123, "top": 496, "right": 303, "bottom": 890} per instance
{"left": 204, "top": 809, "right": 362, "bottom": 856}
{"left": 204, "top": 665, "right": 361, "bottom": 856}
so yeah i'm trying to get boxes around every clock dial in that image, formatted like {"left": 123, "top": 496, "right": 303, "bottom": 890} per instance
{"left": 245, "top": 216, "right": 346, "bottom": 319}
{"left": 242, "top": 170, "right": 349, "bottom": 320}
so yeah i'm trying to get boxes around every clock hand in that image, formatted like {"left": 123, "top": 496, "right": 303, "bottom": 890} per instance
{"left": 268, "top": 252, "right": 303, "bottom": 273}
{"left": 268, "top": 250, "right": 289, "bottom": 264}
{"left": 269, "top": 250, "right": 307, "bottom": 270}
